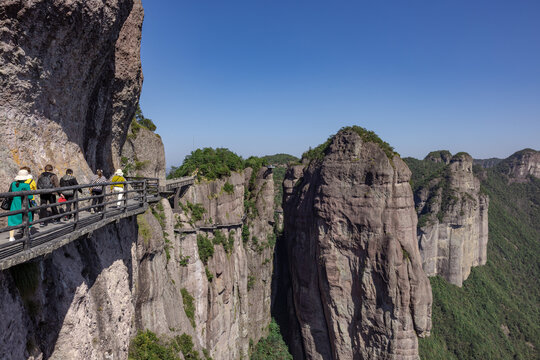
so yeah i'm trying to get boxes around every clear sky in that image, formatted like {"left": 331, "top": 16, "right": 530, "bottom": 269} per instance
{"left": 139, "top": 0, "right": 540, "bottom": 167}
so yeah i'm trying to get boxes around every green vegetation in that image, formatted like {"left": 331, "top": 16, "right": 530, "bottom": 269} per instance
{"left": 261, "top": 153, "right": 299, "bottom": 165}
{"left": 128, "top": 330, "right": 178, "bottom": 360}
{"left": 302, "top": 126, "right": 397, "bottom": 162}
{"left": 418, "top": 165, "right": 540, "bottom": 359}
{"left": 134, "top": 103, "right": 157, "bottom": 132}
{"left": 242, "top": 224, "right": 250, "bottom": 244}
{"left": 222, "top": 181, "right": 234, "bottom": 194}
{"left": 247, "top": 275, "right": 256, "bottom": 291}
{"left": 137, "top": 213, "right": 152, "bottom": 244}
{"left": 185, "top": 202, "right": 206, "bottom": 222}
{"left": 205, "top": 266, "right": 214, "bottom": 282}
{"left": 128, "top": 331, "right": 212, "bottom": 360}
{"left": 197, "top": 234, "right": 214, "bottom": 264}
{"left": 212, "top": 230, "right": 234, "bottom": 254}
{"left": 180, "top": 288, "right": 196, "bottom": 329}
{"left": 168, "top": 148, "right": 244, "bottom": 181}
{"left": 250, "top": 319, "right": 293, "bottom": 360}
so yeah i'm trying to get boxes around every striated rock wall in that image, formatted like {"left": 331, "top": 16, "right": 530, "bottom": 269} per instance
{"left": 0, "top": 166, "right": 276, "bottom": 360}
{"left": 498, "top": 148, "right": 540, "bottom": 182}
{"left": 281, "top": 129, "right": 432, "bottom": 360}
{"left": 413, "top": 153, "right": 489, "bottom": 287}
{"left": 0, "top": 218, "right": 138, "bottom": 359}
{"left": 163, "top": 167, "right": 275, "bottom": 359}
{"left": 0, "top": 0, "right": 143, "bottom": 184}
{"left": 120, "top": 124, "right": 166, "bottom": 182}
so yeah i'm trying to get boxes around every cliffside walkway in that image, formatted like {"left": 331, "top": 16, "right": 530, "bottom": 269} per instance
{"left": 160, "top": 176, "right": 196, "bottom": 213}
{"left": 0, "top": 179, "right": 159, "bottom": 270}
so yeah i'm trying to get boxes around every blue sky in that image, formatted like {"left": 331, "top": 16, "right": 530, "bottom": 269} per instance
{"left": 139, "top": 0, "right": 540, "bottom": 167}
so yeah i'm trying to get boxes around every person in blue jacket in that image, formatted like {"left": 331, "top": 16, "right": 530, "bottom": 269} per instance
{"left": 8, "top": 169, "right": 33, "bottom": 242}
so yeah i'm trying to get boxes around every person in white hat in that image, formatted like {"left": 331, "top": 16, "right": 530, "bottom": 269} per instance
{"left": 110, "top": 169, "right": 126, "bottom": 207}
{"left": 7, "top": 169, "right": 34, "bottom": 241}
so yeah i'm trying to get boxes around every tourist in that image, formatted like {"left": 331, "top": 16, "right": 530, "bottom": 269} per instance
{"left": 59, "top": 169, "right": 83, "bottom": 220}
{"left": 90, "top": 169, "right": 107, "bottom": 213}
{"left": 37, "top": 164, "right": 60, "bottom": 226}
{"left": 8, "top": 170, "right": 33, "bottom": 241}
{"left": 110, "top": 169, "right": 126, "bottom": 207}
{"left": 20, "top": 166, "right": 38, "bottom": 210}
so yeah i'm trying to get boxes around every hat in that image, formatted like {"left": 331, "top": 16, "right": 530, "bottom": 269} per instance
{"left": 115, "top": 169, "right": 124, "bottom": 176}
{"left": 15, "top": 169, "right": 31, "bottom": 181}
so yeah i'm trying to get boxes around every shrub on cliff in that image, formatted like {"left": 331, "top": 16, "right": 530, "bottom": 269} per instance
{"left": 128, "top": 330, "right": 179, "bottom": 360}
{"left": 250, "top": 319, "right": 292, "bottom": 360}
{"left": 168, "top": 148, "right": 244, "bottom": 180}
{"left": 302, "top": 125, "right": 397, "bottom": 162}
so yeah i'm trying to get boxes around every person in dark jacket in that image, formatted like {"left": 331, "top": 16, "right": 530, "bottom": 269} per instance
{"left": 59, "top": 169, "right": 83, "bottom": 220}
{"left": 90, "top": 169, "right": 107, "bottom": 213}
{"left": 37, "top": 164, "right": 60, "bottom": 226}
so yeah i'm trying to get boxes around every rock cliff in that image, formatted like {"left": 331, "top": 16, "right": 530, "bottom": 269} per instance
{"left": 0, "top": 167, "right": 276, "bottom": 359}
{"left": 280, "top": 128, "right": 432, "bottom": 360}
{"left": 497, "top": 149, "right": 540, "bottom": 182}
{"left": 0, "top": 218, "right": 139, "bottom": 359}
{"left": 0, "top": 0, "right": 143, "bottom": 184}
{"left": 406, "top": 152, "right": 489, "bottom": 287}
{"left": 167, "top": 167, "right": 275, "bottom": 358}
{"left": 120, "top": 123, "right": 166, "bottom": 182}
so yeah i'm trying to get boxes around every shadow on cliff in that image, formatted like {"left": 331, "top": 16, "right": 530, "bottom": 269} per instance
{"left": 5, "top": 218, "right": 136, "bottom": 358}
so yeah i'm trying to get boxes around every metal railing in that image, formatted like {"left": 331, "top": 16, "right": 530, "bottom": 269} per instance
{"left": 0, "top": 178, "right": 159, "bottom": 263}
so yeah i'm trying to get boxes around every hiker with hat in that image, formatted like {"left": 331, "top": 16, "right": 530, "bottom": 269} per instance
{"left": 37, "top": 164, "right": 60, "bottom": 226}
{"left": 110, "top": 169, "right": 126, "bottom": 207}
{"left": 7, "top": 169, "right": 34, "bottom": 242}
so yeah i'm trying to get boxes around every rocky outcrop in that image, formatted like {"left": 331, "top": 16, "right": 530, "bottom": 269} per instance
{"left": 0, "top": 218, "right": 138, "bottom": 359}
{"left": 0, "top": 0, "right": 143, "bottom": 185}
{"left": 281, "top": 128, "right": 432, "bottom": 360}
{"left": 165, "top": 167, "right": 275, "bottom": 359}
{"left": 0, "top": 166, "right": 276, "bottom": 360}
{"left": 473, "top": 158, "right": 502, "bottom": 169}
{"left": 412, "top": 153, "right": 489, "bottom": 287}
{"left": 498, "top": 149, "right": 540, "bottom": 182}
{"left": 120, "top": 124, "right": 166, "bottom": 182}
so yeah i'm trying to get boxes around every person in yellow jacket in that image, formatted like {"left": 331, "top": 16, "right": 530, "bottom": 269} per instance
{"left": 110, "top": 169, "right": 126, "bottom": 207}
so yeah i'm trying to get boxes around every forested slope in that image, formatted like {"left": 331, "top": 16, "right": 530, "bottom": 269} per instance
{"left": 418, "top": 161, "right": 539, "bottom": 359}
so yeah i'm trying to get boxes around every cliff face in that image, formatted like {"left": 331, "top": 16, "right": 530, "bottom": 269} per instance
{"left": 408, "top": 153, "right": 489, "bottom": 287}
{"left": 499, "top": 149, "right": 540, "bottom": 182}
{"left": 281, "top": 129, "right": 432, "bottom": 360}
{"left": 162, "top": 168, "right": 275, "bottom": 358}
{"left": 0, "top": 0, "right": 143, "bottom": 183}
{"left": 0, "top": 167, "right": 275, "bottom": 360}
{"left": 0, "top": 218, "right": 138, "bottom": 359}
{"left": 120, "top": 124, "right": 166, "bottom": 182}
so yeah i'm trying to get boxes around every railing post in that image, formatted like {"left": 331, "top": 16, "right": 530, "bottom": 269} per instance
{"left": 23, "top": 194, "right": 30, "bottom": 250}
{"left": 143, "top": 180, "right": 147, "bottom": 206}
{"left": 74, "top": 187, "right": 79, "bottom": 230}
{"left": 101, "top": 185, "right": 106, "bottom": 219}
{"left": 123, "top": 183, "right": 128, "bottom": 213}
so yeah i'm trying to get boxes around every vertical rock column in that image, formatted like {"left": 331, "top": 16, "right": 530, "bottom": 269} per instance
{"left": 283, "top": 130, "right": 432, "bottom": 360}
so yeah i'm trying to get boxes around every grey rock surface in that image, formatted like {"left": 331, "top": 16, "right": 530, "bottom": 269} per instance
{"left": 0, "top": 218, "right": 138, "bottom": 359}
{"left": 282, "top": 129, "right": 432, "bottom": 360}
{"left": 500, "top": 149, "right": 540, "bottom": 182}
{"left": 414, "top": 153, "right": 489, "bottom": 287}
{"left": 120, "top": 124, "right": 166, "bottom": 182}
{"left": 0, "top": 0, "right": 143, "bottom": 185}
